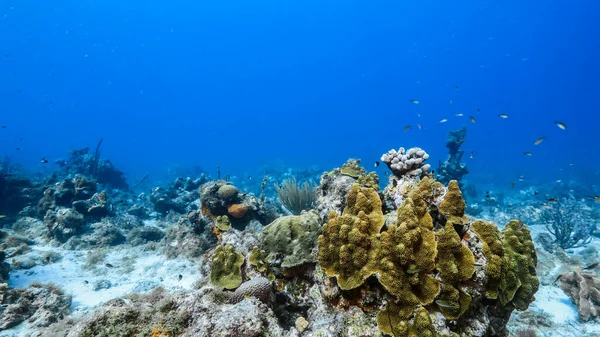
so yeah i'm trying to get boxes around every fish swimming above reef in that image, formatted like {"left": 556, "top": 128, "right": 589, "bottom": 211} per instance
{"left": 469, "top": 152, "right": 474, "bottom": 159}
{"left": 374, "top": 161, "right": 380, "bottom": 168}
{"left": 469, "top": 116, "right": 476, "bottom": 123}
{"left": 498, "top": 113, "right": 508, "bottom": 119}
{"left": 587, "top": 196, "right": 600, "bottom": 203}
{"left": 439, "top": 119, "right": 448, "bottom": 123}
{"left": 40, "top": 158, "right": 48, "bottom": 163}
{"left": 404, "top": 125, "right": 412, "bottom": 132}
{"left": 523, "top": 152, "right": 532, "bottom": 156}
{"left": 534, "top": 137, "right": 547, "bottom": 145}
{"left": 455, "top": 113, "right": 463, "bottom": 117}
{"left": 409, "top": 99, "right": 420, "bottom": 104}
{"left": 554, "top": 120, "right": 567, "bottom": 130}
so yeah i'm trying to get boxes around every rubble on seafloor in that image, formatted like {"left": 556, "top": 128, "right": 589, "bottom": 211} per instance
{"left": 0, "top": 148, "right": 599, "bottom": 337}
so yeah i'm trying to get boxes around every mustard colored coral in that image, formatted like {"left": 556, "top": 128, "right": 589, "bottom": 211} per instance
{"left": 379, "top": 182, "right": 439, "bottom": 306}
{"left": 376, "top": 302, "right": 436, "bottom": 337}
{"left": 439, "top": 180, "right": 467, "bottom": 224}
{"left": 499, "top": 220, "right": 539, "bottom": 310}
{"left": 436, "top": 221, "right": 475, "bottom": 284}
{"left": 317, "top": 184, "right": 384, "bottom": 290}
{"left": 471, "top": 220, "right": 504, "bottom": 299}
{"left": 471, "top": 219, "right": 539, "bottom": 310}
{"left": 210, "top": 244, "right": 245, "bottom": 290}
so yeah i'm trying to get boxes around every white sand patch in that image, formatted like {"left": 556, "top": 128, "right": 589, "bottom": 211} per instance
{"left": 8, "top": 245, "right": 203, "bottom": 310}
{"left": 530, "top": 285, "right": 579, "bottom": 324}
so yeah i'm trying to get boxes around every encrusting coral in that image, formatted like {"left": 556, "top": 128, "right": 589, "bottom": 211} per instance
{"left": 210, "top": 244, "right": 245, "bottom": 290}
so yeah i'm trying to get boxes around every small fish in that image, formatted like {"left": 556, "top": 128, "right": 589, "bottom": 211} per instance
{"left": 435, "top": 299, "right": 459, "bottom": 309}
{"left": 384, "top": 171, "right": 389, "bottom": 175}
{"left": 498, "top": 113, "right": 508, "bottom": 119}
{"left": 469, "top": 116, "right": 476, "bottom": 123}
{"left": 105, "top": 263, "right": 114, "bottom": 268}
{"left": 523, "top": 152, "right": 532, "bottom": 156}
{"left": 455, "top": 113, "right": 464, "bottom": 117}
{"left": 45, "top": 256, "right": 51, "bottom": 263}
{"left": 455, "top": 85, "right": 460, "bottom": 90}
{"left": 476, "top": 108, "right": 480, "bottom": 113}
{"left": 469, "top": 152, "right": 474, "bottom": 159}
{"left": 518, "top": 176, "right": 525, "bottom": 182}
{"left": 554, "top": 121, "right": 567, "bottom": 130}
{"left": 40, "top": 158, "right": 49, "bottom": 164}
{"left": 541, "top": 204, "right": 552, "bottom": 209}
{"left": 548, "top": 198, "right": 558, "bottom": 203}
{"left": 587, "top": 196, "right": 600, "bottom": 203}
{"left": 0, "top": 215, "right": 5, "bottom": 219}
{"left": 178, "top": 274, "right": 183, "bottom": 281}
{"left": 409, "top": 99, "right": 420, "bottom": 104}
{"left": 392, "top": 179, "right": 398, "bottom": 187}
{"left": 404, "top": 125, "right": 412, "bottom": 132}
{"left": 584, "top": 263, "right": 600, "bottom": 270}
{"left": 15, "top": 148, "right": 20, "bottom": 151}
{"left": 534, "top": 137, "right": 547, "bottom": 145}
{"left": 416, "top": 123, "right": 422, "bottom": 130}
{"left": 0, "top": 126, "right": 6, "bottom": 129}
{"left": 247, "top": 176, "right": 252, "bottom": 180}
{"left": 19, "top": 138, "right": 23, "bottom": 141}
{"left": 84, "top": 280, "right": 89, "bottom": 284}
{"left": 556, "top": 180, "right": 562, "bottom": 183}
{"left": 439, "top": 119, "right": 448, "bottom": 123}
{"left": 534, "top": 191, "right": 539, "bottom": 195}
{"left": 374, "top": 161, "right": 380, "bottom": 168}
{"left": 449, "top": 100, "right": 453, "bottom": 104}
{"left": 511, "top": 182, "right": 515, "bottom": 189}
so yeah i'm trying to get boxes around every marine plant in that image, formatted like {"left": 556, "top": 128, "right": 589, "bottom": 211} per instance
{"left": 275, "top": 177, "right": 317, "bottom": 215}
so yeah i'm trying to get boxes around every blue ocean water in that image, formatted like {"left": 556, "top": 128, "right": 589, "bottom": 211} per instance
{"left": 1, "top": 0, "right": 598, "bottom": 189}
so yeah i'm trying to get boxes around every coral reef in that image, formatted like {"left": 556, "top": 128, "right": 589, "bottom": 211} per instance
{"left": 0, "top": 172, "right": 43, "bottom": 219}
{"left": 318, "top": 176, "right": 539, "bottom": 336}
{"left": 201, "top": 180, "right": 274, "bottom": 229}
{"left": 437, "top": 126, "right": 469, "bottom": 185}
{"left": 44, "top": 207, "right": 86, "bottom": 242}
{"left": 55, "top": 146, "right": 128, "bottom": 189}
{"left": 210, "top": 244, "right": 245, "bottom": 290}
{"left": 149, "top": 176, "right": 206, "bottom": 214}
{"left": 0, "top": 282, "right": 71, "bottom": 330}
{"left": 381, "top": 147, "right": 431, "bottom": 178}
{"left": 261, "top": 210, "right": 321, "bottom": 269}
{"left": 558, "top": 270, "right": 600, "bottom": 321}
